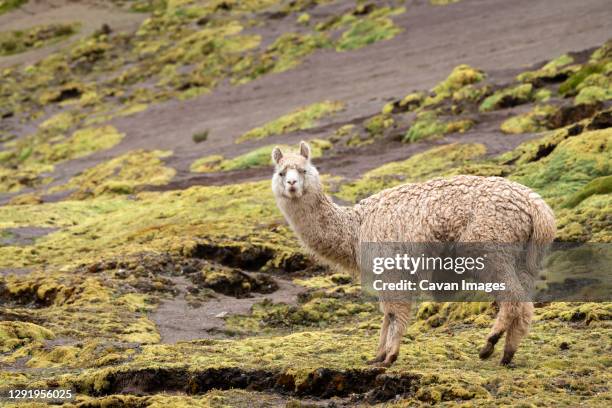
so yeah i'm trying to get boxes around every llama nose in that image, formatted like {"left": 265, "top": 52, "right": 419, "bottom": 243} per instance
{"left": 287, "top": 180, "right": 297, "bottom": 186}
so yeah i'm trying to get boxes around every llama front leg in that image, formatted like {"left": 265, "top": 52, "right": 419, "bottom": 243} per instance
{"left": 379, "top": 305, "right": 411, "bottom": 367}
{"left": 368, "top": 312, "right": 390, "bottom": 364}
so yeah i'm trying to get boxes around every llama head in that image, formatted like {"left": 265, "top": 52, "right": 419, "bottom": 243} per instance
{"left": 271, "top": 141, "right": 321, "bottom": 199}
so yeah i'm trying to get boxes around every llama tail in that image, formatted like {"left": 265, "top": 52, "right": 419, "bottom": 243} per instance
{"left": 526, "top": 192, "right": 556, "bottom": 276}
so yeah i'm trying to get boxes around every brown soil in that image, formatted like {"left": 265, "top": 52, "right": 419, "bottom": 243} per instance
{"left": 152, "top": 275, "right": 306, "bottom": 343}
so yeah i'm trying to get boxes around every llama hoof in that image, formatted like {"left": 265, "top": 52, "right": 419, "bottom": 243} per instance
{"left": 500, "top": 350, "right": 516, "bottom": 367}
{"left": 479, "top": 342, "right": 495, "bottom": 360}
{"left": 366, "top": 358, "right": 382, "bottom": 365}
{"left": 373, "top": 361, "right": 393, "bottom": 368}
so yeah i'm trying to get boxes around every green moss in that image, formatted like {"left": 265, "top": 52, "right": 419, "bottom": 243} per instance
{"left": 0, "top": 115, "right": 119, "bottom": 193}
{"left": 236, "top": 101, "right": 344, "bottom": 143}
{"left": 191, "top": 139, "right": 331, "bottom": 173}
{"left": 0, "top": 180, "right": 300, "bottom": 270}
{"left": 0, "top": 163, "right": 53, "bottom": 193}
{"left": 423, "top": 64, "right": 485, "bottom": 106}
{"left": 510, "top": 129, "right": 610, "bottom": 207}
{"left": 517, "top": 53, "right": 575, "bottom": 83}
{"left": 33, "top": 125, "right": 124, "bottom": 165}
{"left": 364, "top": 113, "right": 394, "bottom": 136}
{"left": 51, "top": 150, "right": 176, "bottom": 199}
{"left": 534, "top": 88, "right": 552, "bottom": 102}
{"left": 452, "top": 84, "right": 490, "bottom": 104}
{"left": 0, "top": 0, "right": 27, "bottom": 15}
{"left": 297, "top": 12, "right": 310, "bottom": 25}
{"left": 337, "top": 143, "right": 487, "bottom": 202}
{"left": 0, "top": 322, "right": 54, "bottom": 353}
{"left": 430, "top": 0, "right": 462, "bottom": 5}
{"left": 558, "top": 62, "right": 608, "bottom": 96}
{"left": 500, "top": 105, "right": 558, "bottom": 134}
{"left": 574, "top": 85, "right": 612, "bottom": 105}
{"left": 404, "top": 111, "right": 473, "bottom": 143}
{"left": 336, "top": 10, "right": 403, "bottom": 51}
{"left": 590, "top": 39, "right": 612, "bottom": 62}
{"left": 555, "top": 194, "right": 610, "bottom": 242}
{"left": 479, "top": 83, "right": 533, "bottom": 112}
{"left": 562, "top": 175, "right": 612, "bottom": 209}
{"left": 0, "top": 23, "right": 79, "bottom": 56}
{"left": 232, "top": 32, "right": 331, "bottom": 84}
{"left": 400, "top": 92, "right": 425, "bottom": 110}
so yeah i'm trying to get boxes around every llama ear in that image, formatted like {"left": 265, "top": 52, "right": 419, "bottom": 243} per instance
{"left": 272, "top": 147, "right": 283, "bottom": 164}
{"left": 299, "top": 141, "right": 311, "bottom": 160}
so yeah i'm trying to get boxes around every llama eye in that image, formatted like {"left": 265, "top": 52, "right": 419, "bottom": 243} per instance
{"left": 300, "top": 169, "right": 307, "bottom": 174}
{"left": 279, "top": 172, "right": 285, "bottom": 177}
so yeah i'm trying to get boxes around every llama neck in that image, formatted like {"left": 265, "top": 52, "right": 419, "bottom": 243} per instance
{"left": 277, "top": 191, "right": 360, "bottom": 272}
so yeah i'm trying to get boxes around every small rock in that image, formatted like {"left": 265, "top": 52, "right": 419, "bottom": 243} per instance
{"left": 559, "top": 341, "right": 570, "bottom": 350}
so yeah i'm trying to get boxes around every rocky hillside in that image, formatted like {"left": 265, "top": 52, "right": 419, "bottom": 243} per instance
{"left": 0, "top": 0, "right": 610, "bottom": 406}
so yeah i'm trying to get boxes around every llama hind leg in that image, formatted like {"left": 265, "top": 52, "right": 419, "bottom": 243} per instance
{"left": 479, "top": 303, "right": 510, "bottom": 360}
{"left": 368, "top": 312, "right": 390, "bottom": 364}
{"left": 501, "top": 302, "right": 533, "bottom": 366}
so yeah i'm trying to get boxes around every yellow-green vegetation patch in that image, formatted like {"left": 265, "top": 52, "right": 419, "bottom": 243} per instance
{"left": 0, "top": 23, "right": 79, "bottom": 56}
{"left": 562, "top": 175, "right": 612, "bottom": 209}
{"left": 575, "top": 85, "right": 612, "bottom": 105}
{"left": 0, "top": 0, "right": 27, "bottom": 15}
{"left": 236, "top": 101, "right": 344, "bottom": 143}
{"left": 517, "top": 53, "right": 575, "bottom": 83}
{"left": 0, "top": 163, "right": 53, "bottom": 193}
{"left": 510, "top": 129, "right": 610, "bottom": 208}
{"left": 558, "top": 61, "right": 611, "bottom": 96}
{"left": 404, "top": 111, "right": 473, "bottom": 143}
{"left": 0, "top": 321, "right": 54, "bottom": 353}
{"left": 25, "top": 125, "right": 124, "bottom": 166}
{"left": 500, "top": 105, "right": 558, "bottom": 134}
{"left": 191, "top": 139, "right": 331, "bottom": 173}
{"left": 0, "top": 180, "right": 301, "bottom": 270}
{"left": 51, "top": 150, "right": 176, "bottom": 199}
{"left": 423, "top": 64, "right": 485, "bottom": 107}
{"left": 364, "top": 113, "right": 395, "bottom": 136}
{"left": 0, "top": 271, "right": 161, "bottom": 354}
{"left": 479, "top": 83, "right": 533, "bottom": 112}
{"left": 430, "top": 0, "right": 462, "bottom": 5}
{"left": 13, "top": 306, "right": 608, "bottom": 407}
{"left": 505, "top": 128, "right": 611, "bottom": 242}
{"left": 232, "top": 32, "right": 331, "bottom": 84}
{"left": 337, "top": 143, "right": 487, "bottom": 202}
{"left": 335, "top": 7, "right": 405, "bottom": 52}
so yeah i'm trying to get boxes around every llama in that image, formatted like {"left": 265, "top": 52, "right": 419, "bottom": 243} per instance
{"left": 271, "top": 141, "right": 556, "bottom": 367}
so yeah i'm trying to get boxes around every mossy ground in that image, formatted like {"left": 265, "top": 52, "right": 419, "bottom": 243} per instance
{"left": 0, "top": 3, "right": 610, "bottom": 407}
{"left": 0, "top": 23, "right": 79, "bottom": 56}
{"left": 0, "top": 0, "right": 26, "bottom": 15}
{"left": 236, "top": 101, "right": 344, "bottom": 143}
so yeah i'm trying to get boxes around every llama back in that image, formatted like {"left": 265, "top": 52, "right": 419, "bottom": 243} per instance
{"left": 356, "top": 175, "right": 555, "bottom": 249}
